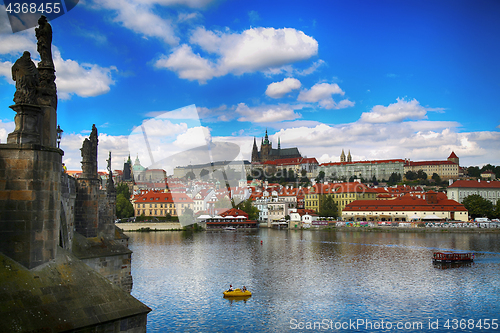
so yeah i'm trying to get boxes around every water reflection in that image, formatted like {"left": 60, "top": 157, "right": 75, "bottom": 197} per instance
{"left": 129, "top": 229, "right": 500, "bottom": 332}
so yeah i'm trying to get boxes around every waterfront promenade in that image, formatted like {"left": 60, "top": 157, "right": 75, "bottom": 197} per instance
{"left": 117, "top": 222, "right": 183, "bottom": 231}
{"left": 116, "top": 222, "right": 500, "bottom": 233}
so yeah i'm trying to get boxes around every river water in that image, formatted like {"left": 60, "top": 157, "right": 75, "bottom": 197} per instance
{"left": 128, "top": 229, "right": 500, "bottom": 332}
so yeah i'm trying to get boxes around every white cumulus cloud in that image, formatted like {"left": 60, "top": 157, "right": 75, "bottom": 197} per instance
{"left": 0, "top": 29, "right": 117, "bottom": 100}
{"left": 298, "top": 83, "right": 344, "bottom": 102}
{"left": 91, "top": 0, "right": 179, "bottom": 46}
{"left": 266, "top": 78, "right": 301, "bottom": 98}
{"left": 156, "top": 26, "right": 318, "bottom": 83}
{"left": 53, "top": 50, "right": 117, "bottom": 99}
{"left": 236, "top": 103, "right": 301, "bottom": 123}
{"left": 297, "top": 82, "right": 353, "bottom": 110}
{"left": 360, "top": 98, "right": 429, "bottom": 123}
{"left": 155, "top": 44, "right": 219, "bottom": 84}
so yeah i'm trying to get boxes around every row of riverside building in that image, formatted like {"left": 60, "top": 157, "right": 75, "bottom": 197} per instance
{"left": 105, "top": 140, "right": 499, "bottom": 227}
{"left": 126, "top": 178, "right": 494, "bottom": 227}
{"left": 123, "top": 176, "right": 500, "bottom": 228}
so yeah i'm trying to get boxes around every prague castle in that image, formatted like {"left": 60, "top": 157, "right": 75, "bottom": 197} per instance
{"left": 251, "top": 130, "right": 302, "bottom": 163}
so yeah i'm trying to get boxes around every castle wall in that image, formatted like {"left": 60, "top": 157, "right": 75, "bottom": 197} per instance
{"left": 0, "top": 143, "right": 62, "bottom": 269}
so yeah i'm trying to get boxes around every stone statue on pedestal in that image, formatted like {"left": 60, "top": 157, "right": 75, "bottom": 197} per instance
{"left": 107, "top": 151, "right": 115, "bottom": 192}
{"left": 8, "top": 15, "right": 57, "bottom": 145}
{"left": 12, "top": 51, "right": 39, "bottom": 105}
{"left": 81, "top": 125, "right": 99, "bottom": 178}
{"left": 35, "top": 15, "right": 53, "bottom": 68}
{"left": 36, "top": 15, "right": 57, "bottom": 111}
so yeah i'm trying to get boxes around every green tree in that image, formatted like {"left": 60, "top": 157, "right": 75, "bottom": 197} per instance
{"left": 462, "top": 194, "right": 494, "bottom": 218}
{"left": 178, "top": 207, "right": 195, "bottom": 227}
{"left": 235, "top": 199, "right": 260, "bottom": 220}
{"left": 185, "top": 171, "right": 196, "bottom": 180}
{"left": 431, "top": 173, "right": 442, "bottom": 184}
{"left": 315, "top": 171, "right": 325, "bottom": 183}
{"left": 319, "top": 195, "right": 338, "bottom": 218}
{"left": 251, "top": 168, "right": 264, "bottom": 180}
{"left": 466, "top": 166, "right": 481, "bottom": 178}
{"left": 200, "top": 168, "right": 210, "bottom": 179}
{"left": 387, "top": 172, "right": 402, "bottom": 185}
{"left": 116, "top": 183, "right": 131, "bottom": 199}
{"left": 116, "top": 193, "right": 134, "bottom": 219}
{"left": 405, "top": 171, "right": 417, "bottom": 180}
{"left": 494, "top": 199, "right": 500, "bottom": 219}
{"left": 416, "top": 170, "right": 427, "bottom": 180}
{"left": 215, "top": 197, "right": 232, "bottom": 209}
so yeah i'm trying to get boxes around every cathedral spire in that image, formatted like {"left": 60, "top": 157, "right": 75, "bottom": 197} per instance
{"left": 263, "top": 129, "right": 270, "bottom": 145}
{"left": 251, "top": 137, "right": 259, "bottom": 162}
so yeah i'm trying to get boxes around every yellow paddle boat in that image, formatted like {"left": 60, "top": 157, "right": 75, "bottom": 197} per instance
{"left": 223, "top": 288, "right": 252, "bottom": 297}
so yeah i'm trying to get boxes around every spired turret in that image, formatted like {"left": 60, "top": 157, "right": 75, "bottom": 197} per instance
{"left": 251, "top": 137, "right": 259, "bottom": 162}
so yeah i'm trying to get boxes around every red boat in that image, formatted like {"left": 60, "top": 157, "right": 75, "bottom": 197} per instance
{"left": 433, "top": 252, "right": 474, "bottom": 263}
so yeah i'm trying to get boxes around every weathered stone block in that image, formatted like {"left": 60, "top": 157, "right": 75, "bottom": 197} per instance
{"left": 9, "top": 190, "right": 35, "bottom": 201}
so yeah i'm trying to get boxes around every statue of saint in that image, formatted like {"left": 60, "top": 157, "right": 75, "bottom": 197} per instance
{"left": 12, "top": 51, "right": 40, "bottom": 104}
{"left": 106, "top": 151, "right": 115, "bottom": 192}
{"left": 107, "top": 151, "right": 112, "bottom": 173}
{"left": 90, "top": 124, "right": 98, "bottom": 160}
{"left": 81, "top": 138, "right": 91, "bottom": 161}
{"left": 35, "top": 15, "right": 53, "bottom": 68}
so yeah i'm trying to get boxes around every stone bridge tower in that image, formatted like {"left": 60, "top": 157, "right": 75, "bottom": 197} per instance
{"left": 0, "top": 16, "right": 60, "bottom": 269}
{"left": 0, "top": 16, "right": 149, "bottom": 332}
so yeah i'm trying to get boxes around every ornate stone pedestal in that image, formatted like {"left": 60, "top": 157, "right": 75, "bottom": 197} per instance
{"left": 7, "top": 104, "right": 43, "bottom": 145}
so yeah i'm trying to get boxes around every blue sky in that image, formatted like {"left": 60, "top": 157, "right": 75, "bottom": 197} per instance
{"left": 1, "top": 0, "right": 499, "bottom": 172}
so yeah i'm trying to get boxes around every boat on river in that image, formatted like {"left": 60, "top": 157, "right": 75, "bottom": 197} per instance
{"left": 223, "top": 288, "right": 252, "bottom": 297}
{"left": 224, "top": 226, "right": 237, "bottom": 231}
{"left": 433, "top": 252, "right": 474, "bottom": 263}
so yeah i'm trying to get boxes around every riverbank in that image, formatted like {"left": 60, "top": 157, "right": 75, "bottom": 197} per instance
{"left": 325, "top": 226, "right": 500, "bottom": 233}
{"left": 116, "top": 222, "right": 500, "bottom": 233}
{"left": 116, "top": 222, "right": 183, "bottom": 231}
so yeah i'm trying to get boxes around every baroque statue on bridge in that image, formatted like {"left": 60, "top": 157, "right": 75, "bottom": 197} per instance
{"left": 11, "top": 51, "right": 39, "bottom": 105}
{"left": 35, "top": 15, "right": 54, "bottom": 68}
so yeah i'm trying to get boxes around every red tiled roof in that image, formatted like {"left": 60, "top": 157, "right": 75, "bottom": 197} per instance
{"left": 344, "top": 192, "right": 467, "bottom": 212}
{"left": 448, "top": 180, "right": 500, "bottom": 189}
{"left": 219, "top": 208, "right": 248, "bottom": 218}
{"left": 448, "top": 151, "right": 458, "bottom": 159}
{"left": 321, "top": 159, "right": 405, "bottom": 167}
{"left": 301, "top": 157, "right": 318, "bottom": 164}
{"left": 291, "top": 209, "right": 316, "bottom": 216}
{"left": 135, "top": 191, "right": 193, "bottom": 203}
{"left": 405, "top": 160, "right": 456, "bottom": 166}
{"left": 309, "top": 182, "right": 378, "bottom": 194}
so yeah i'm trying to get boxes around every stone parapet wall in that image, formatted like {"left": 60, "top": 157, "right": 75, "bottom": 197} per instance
{"left": 75, "top": 178, "right": 100, "bottom": 238}
{"left": 0, "top": 143, "right": 62, "bottom": 269}
{"left": 72, "top": 232, "right": 134, "bottom": 293}
{"left": 99, "top": 190, "right": 117, "bottom": 239}
{"left": 60, "top": 172, "right": 76, "bottom": 250}
{"left": 82, "top": 253, "right": 133, "bottom": 293}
